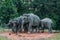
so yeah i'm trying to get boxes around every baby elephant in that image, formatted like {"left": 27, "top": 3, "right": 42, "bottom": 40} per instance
{"left": 40, "top": 18, "right": 53, "bottom": 33}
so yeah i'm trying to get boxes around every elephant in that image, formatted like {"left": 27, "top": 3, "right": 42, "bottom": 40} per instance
{"left": 22, "top": 13, "right": 41, "bottom": 33}
{"left": 8, "top": 18, "right": 19, "bottom": 33}
{"left": 7, "top": 16, "right": 29, "bottom": 33}
{"left": 18, "top": 16, "right": 28, "bottom": 32}
{"left": 40, "top": 18, "right": 53, "bottom": 33}
{"left": 7, "top": 17, "right": 21, "bottom": 34}
{"left": 7, "top": 19, "right": 13, "bottom": 29}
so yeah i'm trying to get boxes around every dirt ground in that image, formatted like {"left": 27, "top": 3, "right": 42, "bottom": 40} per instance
{"left": 0, "top": 32, "right": 54, "bottom": 40}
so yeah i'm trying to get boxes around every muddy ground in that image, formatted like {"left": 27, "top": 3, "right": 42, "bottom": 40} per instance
{"left": 0, "top": 31, "right": 54, "bottom": 40}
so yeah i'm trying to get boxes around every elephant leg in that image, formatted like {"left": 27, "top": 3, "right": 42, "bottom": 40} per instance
{"left": 38, "top": 27, "right": 42, "bottom": 33}
{"left": 41, "top": 27, "right": 44, "bottom": 33}
{"left": 12, "top": 27, "right": 15, "bottom": 33}
{"left": 16, "top": 24, "right": 19, "bottom": 34}
{"left": 25, "top": 26, "right": 28, "bottom": 33}
{"left": 26, "top": 24, "right": 29, "bottom": 33}
{"left": 37, "top": 26, "right": 40, "bottom": 33}
{"left": 49, "top": 27, "right": 52, "bottom": 33}
{"left": 31, "top": 26, "right": 34, "bottom": 33}
{"left": 15, "top": 23, "right": 19, "bottom": 34}
{"left": 36, "top": 27, "right": 38, "bottom": 33}
{"left": 41, "top": 22, "right": 44, "bottom": 33}
{"left": 28, "top": 23, "right": 32, "bottom": 33}
{"left": 37, "top": 25, "right": 40, "bottom": 33}
{"left": 21, "top": 23, "right": 24, "bottom": 32}
{"left": 24, "top": 25, "right": 27, "bottom": 33}
{"left": 48, "top": 24, "right": 52, "bottom": 33}
{"left": 15, "top": 27, "right": 18, "bottom": 34}
{"left": 12, "top": 27, "right": 17, "bottom": 33}
{"left": 12, "top": 23, "right": 18, "bottom": 34}
{"left": 12, "top": 23, "right": 16, "bottom": 33}
{"left": 25, "top": 24, "right": 28, "bottom": 33}
{"left": 31, "top": 26, "right": 38, "bottom": 33}
{"left": 33, "top": 29, "right": 35, "bottom": 33}
{"left": 18, "top": 26, "right": 21, "bottom": 32}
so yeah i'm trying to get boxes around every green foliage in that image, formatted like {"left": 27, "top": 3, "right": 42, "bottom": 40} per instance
{"left": 0, "top": 0, "right": 18, "bottom": 24}
{"left": 0, "top": 0, "right": 60, "bottom": 30}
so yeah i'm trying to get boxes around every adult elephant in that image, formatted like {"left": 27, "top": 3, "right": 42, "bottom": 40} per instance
{"left": 18, "top": 16, "right": 28, "bottom": 32}
{"left": 23, "top": 13, "right": 41, "bottom": 33}
{"left": 7, "top": 17, "right": 21, "bottom": 34}
{"left": 40, "top": 18, "right": 53, "bottom": 33}
{"left": 8, "top": 16, "right": 28, "bottom": 33}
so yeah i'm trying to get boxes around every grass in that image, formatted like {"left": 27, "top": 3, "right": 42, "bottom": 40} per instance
{"left": 0, "top": 36, "right": 11, "bottom": 40}
{"left": 0, "top": 27, "right": 11, "bottom": 40}
{"left": 46, "top": 33, "right": 60, "bottom": 40}
{"left": 40, "top": 30, "right": 60, "bottom": 40}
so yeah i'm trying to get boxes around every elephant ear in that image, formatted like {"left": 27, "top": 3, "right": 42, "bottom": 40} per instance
{"left": 9, "top": 19, "right": 13, "bottom": 23}
{"left": 23, "top": 14, "right": 29, "bottom": 17}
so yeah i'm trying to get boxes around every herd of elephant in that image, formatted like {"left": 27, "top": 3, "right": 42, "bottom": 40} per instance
{"left": 7, "top": 13, "right": 53, "bottom": 34}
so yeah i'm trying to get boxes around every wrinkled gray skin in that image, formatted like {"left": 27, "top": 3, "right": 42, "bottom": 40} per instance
{"left": 18, "top": 16, "right": 28, "bottom": 32}
{"left": 40, "top": 18, "right": 53, "bottom": 33}
{"left": 7, "top": 18, "right": 20, "bottom": 33}
{"left": 7, "top": 16, "right": 28, "bottom": 33}
{"left": 23, "top": 13, "right": 41, "bottom": 33}
{"left": 7, "top": 16, "right": 26, "bottom": 34}
{"left": 7, "top": 19, "right": 13, "bottom": 29}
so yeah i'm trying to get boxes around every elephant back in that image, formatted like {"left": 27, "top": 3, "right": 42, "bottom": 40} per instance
{"left": 23, "top": 13, "right": 40, "bottom": 25}
{"left": 41, "top": 18, "right": 53, "bottom": 23}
